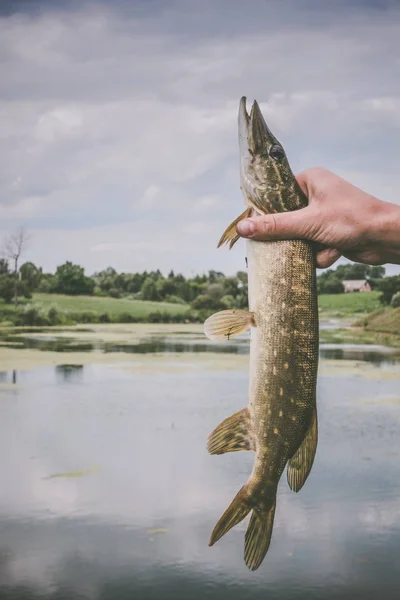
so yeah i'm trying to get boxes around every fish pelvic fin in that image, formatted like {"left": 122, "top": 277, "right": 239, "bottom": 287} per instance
{"left": 209, "top": 480, "right": 277, "bottom": 571}
{"left": 287, "top": 407, "right": 318, "bottom": 493}
{"left": 207, "top": 407, "right": 254, "bottom": 455}
{"left": 244, "top": 502, "right": 276, "bottom": 571}
{"left": 217, "top": 207, "right": 252, "bottom": 249}
{"left": 204, "top": 309, "right": 255, "bottom": 342}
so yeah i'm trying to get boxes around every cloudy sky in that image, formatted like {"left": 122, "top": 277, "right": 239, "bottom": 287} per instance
{"left": 1, "top": 0, "right": 400, "bottom": 276}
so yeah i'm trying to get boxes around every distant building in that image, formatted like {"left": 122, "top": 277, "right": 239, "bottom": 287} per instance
{"left": 343, "top": 279, "right": 372, "bottom": 293}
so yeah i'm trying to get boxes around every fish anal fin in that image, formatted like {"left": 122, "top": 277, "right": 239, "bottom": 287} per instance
{"left": 217, "top": 207, "right": 252, "bottom": 249}
{"left": 244, "top": 503, "right": 276, "bottom": 571}
{"left": 287, "top": 408, "right": 318, "bottom": 493}
{"left": 207, "top": 407, "right": 254, "bottom": 455}
{"left": 204, "top": 309, "right": 255, "bottom": 342}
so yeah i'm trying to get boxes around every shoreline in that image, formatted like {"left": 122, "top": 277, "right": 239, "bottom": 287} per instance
{"left": 2, "top": 316, "right": 400, "bottom": 347}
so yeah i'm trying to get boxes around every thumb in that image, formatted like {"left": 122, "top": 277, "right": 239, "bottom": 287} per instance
{"left": 236, "top": 207, "right": 315, "bottom": 241}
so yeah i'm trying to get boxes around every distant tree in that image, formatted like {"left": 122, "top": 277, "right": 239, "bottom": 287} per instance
{"left": 236, "top": 271, "right": 248, "bottom": 285}
{"left": 0, "top": 251, "right": 32, "bottom": 304}
{"left": 4, "top": 227, "right": 30, "bottom": 304}
{"left": 20, "top": 262, "right": 42, "bottom": 292}
{"left": 0, "top": 258, "right": 9, "bottom": 275}
{"left": 37, "top": 273, "right": 57, "bottom": 293}
{"left": 223, "top": 276, "right": 240, "bottom": 298}
{"left": 92, "top": 267, "right": 117, "bottom": 294}
{"left": 369, "top": 265, "right": 385, "bottom": 279}
{"left": 208, "top": 270, "right": 224, "bottom": 283}
{"left": 221, "top": 294, "right": 235, "bottom": 308}
{"left": 191, "top": 294, "right": 224, "bottom": 311}
{"left": 157, "top": 276, "right": 177, "bottom": 299}
{"left": 328, "top": 263, "right": 385, "bottom": 282}
{"left": 126, "top": 272, "right": 146, "bottom": 294}
{"left": 391, "top": 292, "right": 400, "bottom": 308}
{"left": 141, "top": 277, "right": 160, "bottom": 301}
{"left": 0, "top": 272, "right": 14, "bottom": 303}
{"left": 318, "top": 275, "right": 344, "bottom": 295}
{"left": 0, "top": 258, "right": 14, "bottom": 303}
{"left": 54, "top": 262, "right": 95, "bottom": 295}
{"left": 378, "top": 276, "right": 400, "bottom": 305}
{"left": 206, "top": 283, "right": 225, "bottom": 302}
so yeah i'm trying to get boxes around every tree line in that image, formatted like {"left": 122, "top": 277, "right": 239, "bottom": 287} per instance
{"left": 0, "top": 228, "right": 399, "bottom": 309}
{"left": 1, "top": 258, "right": 400, "bottom": 308}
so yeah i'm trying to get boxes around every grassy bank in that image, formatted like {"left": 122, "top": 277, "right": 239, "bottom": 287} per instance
{"left": 362, "top": 306, "right": 400, "bottom": 336}
{"left": 1, "top": 291, "right": 398, "bottom": 349}
{"left": 320, "top": 327, "right": 400, "bottom": 349}
{"left": 319, "top": 305, "right": 400, "bottom": 349}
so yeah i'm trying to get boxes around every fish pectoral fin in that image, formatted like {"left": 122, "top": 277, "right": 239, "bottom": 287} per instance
{"left": 287, "top": 407, "right": 318, "bottom": 493}
{"left": 244, "top": 503, "right": 276, "bottom": 571}
{"left": 207, "top": 407, "right": 254, "bottom": 454}
{"left": 243, "top": 189, "right": 274, "bottom": 216}
{"left": 204, "top": 309, "right": 255, "bottom": 342}
{"left": 217, "top": 207, "right": 252, "bottom": 249}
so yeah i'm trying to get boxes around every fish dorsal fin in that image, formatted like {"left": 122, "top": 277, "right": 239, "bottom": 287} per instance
{"left": 287, "top": 408, "right": 318, "bottom": 492}
{"left": 218, "top": 207, "right": 252, "bottom": 249}
{"left": 204, "top": 309, "right": 255, "bottom": 342}
{"left": 207, "top": 407, "right": 254, "bottom": 455}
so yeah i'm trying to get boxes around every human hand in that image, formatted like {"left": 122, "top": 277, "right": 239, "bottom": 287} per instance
{"left": 236, "top": 167, "right": 400, "bottom": 268}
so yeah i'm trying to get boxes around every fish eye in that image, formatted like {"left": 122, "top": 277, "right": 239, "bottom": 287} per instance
{"left": 269, "top": 145, "right": 285, "bottom": 160}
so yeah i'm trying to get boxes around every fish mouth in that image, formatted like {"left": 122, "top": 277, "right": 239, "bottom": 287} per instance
{"left": 239, "top": 96, "right": 277, "bottom": 158}
{"left": 238, "top": 97, "right": 281, "bottom": 207}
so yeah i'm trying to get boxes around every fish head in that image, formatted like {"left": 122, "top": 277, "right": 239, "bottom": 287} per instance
{"left": 238, "top": 97, "right": 306, "bottom": 214}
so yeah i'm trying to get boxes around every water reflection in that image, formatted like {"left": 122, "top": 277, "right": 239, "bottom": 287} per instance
{"left": 319, "top": 346, "right": 399, "bottom": 365}
{"left": 0, "top": 370, "right": 17, "bottom": 384}
{"left": 55, "top": 364, "right": 84, "bottom": 383}
{"left": 1, "top": 329, "right": 399, "bottom": 365}
{"left": 0, "top": 332, "right": 400, "bottom": 599}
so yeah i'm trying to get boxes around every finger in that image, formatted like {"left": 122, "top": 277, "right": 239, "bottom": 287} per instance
{"left": 315, "top": 248, "right": 341, "bottom": 269}
{"left": 296, "top": 167, "right": 331, "bottom": 198}
{"left": 236, "top": 207, "right": 315, "bottom": 241}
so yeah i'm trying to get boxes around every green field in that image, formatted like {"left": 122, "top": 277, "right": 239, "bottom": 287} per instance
{"left": 33, "top": 290, "right": 383, "bottom": 320}
{"left": 0, "top": 293, "right": 191, "bottom": 326}
{"left": 32, "top": 293, "right": 189, "bottom": 318}
{"left": 318, "top": 291, "right": 381, "bottom": 317}
{"left": 0, "top": 289, "right": 390, "bottom": 329}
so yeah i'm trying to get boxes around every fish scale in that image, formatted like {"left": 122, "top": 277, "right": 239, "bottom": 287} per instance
{"left": 204, "top": 97, "right": 319, "bottom": 570}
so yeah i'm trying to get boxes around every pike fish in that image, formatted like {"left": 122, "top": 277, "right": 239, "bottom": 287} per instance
{"left": 204, "top": 97, "right": 319, "bottom": 570}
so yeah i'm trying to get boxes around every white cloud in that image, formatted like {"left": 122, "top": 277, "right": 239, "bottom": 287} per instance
{"left": 0, "top": 0, "right": 399, "bottom": 275}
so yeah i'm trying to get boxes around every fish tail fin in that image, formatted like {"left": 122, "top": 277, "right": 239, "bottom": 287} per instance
{"left": 209, "top": 479, "right": 276, "bottom": 571}
{"left": 244, "top": 501, "right": 276, "bottom": 571}
{"left": 209, "top": 484, "right": 251, "bottom": 547}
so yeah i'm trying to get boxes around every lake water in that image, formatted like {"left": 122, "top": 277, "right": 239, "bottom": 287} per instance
{"left": 0, "top": 325, "right": 400, "bottom": 599}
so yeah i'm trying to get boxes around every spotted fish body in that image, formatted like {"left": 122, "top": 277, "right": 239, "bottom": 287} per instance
{"left": 204, "top": 98, "right": 319, "bottom": 570}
